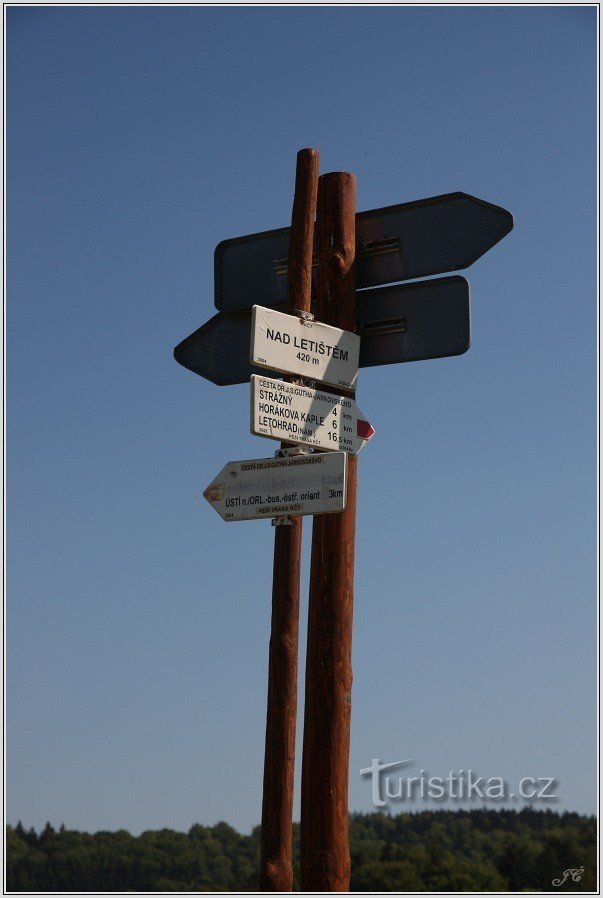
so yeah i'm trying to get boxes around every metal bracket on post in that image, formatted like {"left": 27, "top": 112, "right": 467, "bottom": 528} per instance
{"left": 296, "top": 309, "right": 314, "bottom": 324}
{"left": 274, "top": 445, "right": 314, "bottom": 459}
{"left": 289, "top": 376, "right": 317, "bottom": 390}
{"left": 271, "top": 445, "right": 314, "bottom": 526}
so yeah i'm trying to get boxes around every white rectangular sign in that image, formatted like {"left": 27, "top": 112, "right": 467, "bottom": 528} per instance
{"left": 203, "top": 452, "right": 347, "bottom": 521}
{"left": 250, "top": 305, "right": 360, "bottom": 389}
{"left": 250, "top": 374, "right": 375, "bottom": 455}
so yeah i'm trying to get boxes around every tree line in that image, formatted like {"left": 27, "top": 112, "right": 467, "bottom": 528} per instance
{"left": 6, "top": 807, "right": 596, "bottom": 891}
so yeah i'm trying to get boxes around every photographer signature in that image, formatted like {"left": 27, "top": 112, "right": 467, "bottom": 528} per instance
{"left": 552, "top": 866, "right": 585, "bottom": 887}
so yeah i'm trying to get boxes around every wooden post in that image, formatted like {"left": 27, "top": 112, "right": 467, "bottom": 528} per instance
{"left": 259, "top": 148, "right": 319, "bottom": 892}
{"left": 301, "top": 172, "right": 357, "bottom": 892}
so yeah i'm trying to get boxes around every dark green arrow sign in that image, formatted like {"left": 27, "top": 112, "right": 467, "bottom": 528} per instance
{"left": 174, "top": 276, "right": 470, "bottom": 386}
{"left": 214, "top": 192, "right": 513, "bottom": 313}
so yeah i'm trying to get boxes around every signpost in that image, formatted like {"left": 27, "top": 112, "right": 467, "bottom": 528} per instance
{"left": 301, "top": 172, "right": 358, "bottom": 891}
{"left": 250, "top": 304, "right": 360, "bottom": 389}
{"left": 173, "top": 146, "right": 513, "bottom": 893}
{"left": 250, "top": 374, "right": 374, "bottom": 454}
{"left": 258, "top": 148, "right": 319, "bottom": 893}
{"left": 174, "top": 275, "right": 471, "bottom": 386}
{"left": 203, "top": 451, "right": 347, "bottom": 521}
{"left": 214, "top": 191, "right": 513, "bottom": 312}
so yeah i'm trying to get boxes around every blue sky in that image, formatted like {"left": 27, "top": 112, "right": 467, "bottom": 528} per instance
{"left": 7, "top": 6, "right": 597, "bottom": 835}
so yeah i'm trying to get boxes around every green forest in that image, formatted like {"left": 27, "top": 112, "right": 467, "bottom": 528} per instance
{"left": 6, "top": 808, "right": 596, "bottom": 892}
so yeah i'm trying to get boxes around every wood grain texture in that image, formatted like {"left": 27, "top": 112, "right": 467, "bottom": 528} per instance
{"left": 301, "top": 172, "right": 357, "bottom": 892}
{"left": 287, "top": 148, "right": 319, "bottom": 315}
{"left": 259, "top": 148, "right": 319, "bottom": 892}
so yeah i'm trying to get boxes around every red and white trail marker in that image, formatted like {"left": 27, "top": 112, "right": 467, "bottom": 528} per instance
{"left": 250, "top": 374, "right": 375, "bottom": 455}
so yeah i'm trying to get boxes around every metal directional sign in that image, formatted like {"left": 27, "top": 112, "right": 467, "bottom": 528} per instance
{"left": 174, "top": 276, "right": 470, "bottom": 386}
{"left": 215, "top": 192, "right": 513, "bottom": 312}
{"left": 250, "top": 305, "right": 360, "bottom": 389}
{"left": 250, "top": 374, "right": 375, "bottom": 455}
{"left": 357, "top": 276, "right": 470, "bottom": 369}
{"left": 203, "top": 451, "right": 348, "bottom": 521}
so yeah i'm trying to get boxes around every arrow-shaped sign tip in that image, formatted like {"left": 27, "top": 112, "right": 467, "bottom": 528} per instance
{"left": 357, "top": 420, "right": 375, "bottom": 441}
{"left": 204, "top": 482, "right": 225, "bottom": 504}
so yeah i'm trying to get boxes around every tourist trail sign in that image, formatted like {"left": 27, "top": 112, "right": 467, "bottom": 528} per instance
{"left": 214, "top": 192, "right": 513, "bottom": 312}
{"left": 250, "top": 374, "right": 375, "bottom": 455}
{"left": 174, "top": 150, "right": 514, "bottom": 893}
{"left": 250, "top": 305, "right": 360, "bottom": 388}
{"left": 203, "top": 451, "right": 348, "bottom": 521}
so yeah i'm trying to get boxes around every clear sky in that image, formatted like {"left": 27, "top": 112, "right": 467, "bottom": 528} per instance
{"left": 7, "top": 6, "right": 597, "bottom": 835}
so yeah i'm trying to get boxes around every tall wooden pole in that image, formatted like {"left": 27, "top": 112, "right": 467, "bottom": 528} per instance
{"left": 259, "top": 148, "right": 319, "bottom": 892}
{"left": 301, "top": 172, "right": 357, "bottom": 892}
